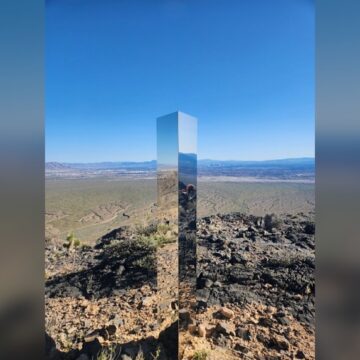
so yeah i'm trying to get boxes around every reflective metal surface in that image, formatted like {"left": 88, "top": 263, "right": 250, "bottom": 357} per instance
{"left": 157, "top": 112, "right": 197, "bottom": 359}
{"left": 178, "top": 113, "right": 197, "bottom": 358}
{"left": 157, "top": 113, "right": 179, "bottom": 359}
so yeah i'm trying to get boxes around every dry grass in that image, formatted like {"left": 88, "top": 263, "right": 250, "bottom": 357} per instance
{"left": 93, "top": 345, "right": 121, "bottom": 360}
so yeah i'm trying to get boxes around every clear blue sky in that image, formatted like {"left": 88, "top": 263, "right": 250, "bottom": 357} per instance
{"left": 46, "top": 0, "right": 314, "bottom": 162}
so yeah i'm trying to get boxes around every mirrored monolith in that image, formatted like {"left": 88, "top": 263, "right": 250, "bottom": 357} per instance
{"left": 157, "top": 112, "right": 197, "bottom": 360}
{"left": 178, "top": 113, "right": 197, "bottom": 359}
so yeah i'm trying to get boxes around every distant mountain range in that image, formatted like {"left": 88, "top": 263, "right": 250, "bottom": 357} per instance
{"left": 199, "top": 157, "right": 314, "bottom": 166}
{"left": 45, "top": 157, "right": 314, "bottom": 181}
{"left": 47, "top": 160, "right": 157, "bottom": 170}
{"left": 46, "top": 157, "right": 314, "bottom": 171}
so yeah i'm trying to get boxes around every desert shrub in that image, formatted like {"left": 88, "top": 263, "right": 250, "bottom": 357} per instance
{"left": 103, "top": 238, "right": 157, "bottom": 280}
{"left": 193, "top": 350, "right": 208, "bottom": 360}
{"left": 151, "top": 347, "right": 161, "bottom": 360}
{"left": 135, "top": 350, "right": 144, "bottom": 360}
{"left": 136, "top": 223, "right": 176, "bottom": 248}
{"left": 93, "top": 345, "right": 120, "bottom": 360}
{"left": 264, "top": 213, "right": 282, "bottom": 231}
{"left": 156, "top": 223, "right": 172, "bottom": 233}
{"left": 133, "top": 252, "right": 156, "bottom": 271}
{"left": 138, "top": 233, "right": 163, "bottom": 247}
{"left": 135, "top": 223, "right": 158, "bottom": 237}
{"left": 63, "top": 232, "right": 81, "bottom": 249}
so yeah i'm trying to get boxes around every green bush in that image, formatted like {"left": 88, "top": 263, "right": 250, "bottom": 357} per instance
{"left": 64, "top": 232, "right": 81, "bottom": 249}
{"left": 193, "top": 350, "right": 208, "bottom": 360}
{"left": 136, "top": 223, "right": 176, "bottom": 248}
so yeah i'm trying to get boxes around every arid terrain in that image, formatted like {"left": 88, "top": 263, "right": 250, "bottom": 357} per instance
{"left": 46, "top": 212, "right": 314, "bottom": 360}
{"left": 45, "top": 160, "right": 314, "bottom": 360}
{"left": 46, "top": 178, "right": 314, "bottom": 244}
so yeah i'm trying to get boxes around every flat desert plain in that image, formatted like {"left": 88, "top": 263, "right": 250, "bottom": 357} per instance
{"left": 46, "top": 178, "right": 314, "bottom": 244}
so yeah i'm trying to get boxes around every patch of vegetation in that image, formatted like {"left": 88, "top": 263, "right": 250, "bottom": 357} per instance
{"left": 135, "top": 223, "right": 177, "bottom": 248}
{"left": 103, "top": 238, "right": 157, "bottom": 278}
{"left": 151, "top": 347, "right": 161, "bottom": 360}
{"left": 193, "top": 350, "right": 209, "bottom": 360}
{"left": 135, "top": 350, "right": 145, "bottom": 360}
{"left": 93, "top": 345, "right": 120, "bottom": 360}
{"left": 133, "top": 252, "right": 156, "bottom": 272}
{"left": 135, "top": 223, "right": 158, "bottom": 237}
{"left": 63, "top": 231, "right": 81, "bottom": 249}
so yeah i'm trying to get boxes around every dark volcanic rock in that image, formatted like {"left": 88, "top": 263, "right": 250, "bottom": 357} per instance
{"left": 303, "top": 222, "right": 315, "bottom": 235}
{"left": 235, "top": 327, "right": 251, "bottom": 341}
{"left": 197, "top": 212, "right": 315, "bottom": 329}
{"left": 46, "top": 239, "right": 156, "bottom": 299}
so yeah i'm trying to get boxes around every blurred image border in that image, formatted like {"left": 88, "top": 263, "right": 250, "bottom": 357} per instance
{"left": 1, "top": 0, "right": 360, "bottom": 359}
{"left": 316, "top": 0, "right": 360, "bottom": 359}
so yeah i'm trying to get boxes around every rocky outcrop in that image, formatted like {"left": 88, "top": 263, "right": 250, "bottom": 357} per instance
{"left": 45, "top": 212, "right": 315, "bottom": 359}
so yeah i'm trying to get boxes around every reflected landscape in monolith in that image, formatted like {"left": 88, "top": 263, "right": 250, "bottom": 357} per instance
{"left": 156, "top": 112, "right": 180, "bottom": 359}
{"left": 177, "top": 114, "right": 198, "bottom": 359}
{"left": 156, "top": 112, "right": 198, "bottom": 359}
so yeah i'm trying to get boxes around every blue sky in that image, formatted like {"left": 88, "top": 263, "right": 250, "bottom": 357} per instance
{"left": 46, "top": 0, "right": 314, "bottom": 162}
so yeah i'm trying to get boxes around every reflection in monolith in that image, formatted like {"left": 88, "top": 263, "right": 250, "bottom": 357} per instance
{"left": 178, "top": 114, "right": 197, "bottom": 359}
{"left": 157, "top": 113, "right": 179, "bottom": 359}
{"left": 157, "top": 112, "right": 197, "bottom": 360}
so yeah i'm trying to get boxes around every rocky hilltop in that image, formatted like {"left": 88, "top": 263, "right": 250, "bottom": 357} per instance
{"left": 45, "top": 212, "right": 315, "bottom": 360}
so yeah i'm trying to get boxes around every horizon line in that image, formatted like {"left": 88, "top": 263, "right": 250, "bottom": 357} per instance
{"left": 46, "top": 156, "right": 315, "bottom": 164}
